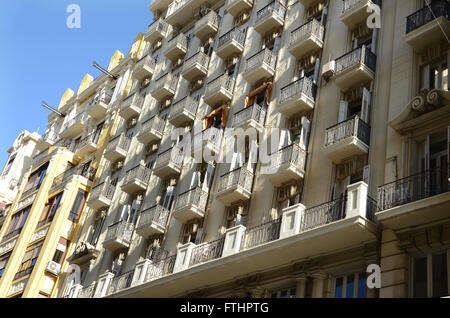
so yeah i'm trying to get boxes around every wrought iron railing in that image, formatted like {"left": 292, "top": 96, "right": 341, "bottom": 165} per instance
{"left": 140, "top": 115, "right": 165, "bottom": 137}
{"left": 78, "top": 283, "right": 96, "bottom": 298}
{"left": 104, "top": 220, "right": 134, "bottom": 245}
{"left": 89, "top": 182, "right": 115, "bottom": 203}
{"left": 123, "top": 165, "right": 152, "bottom": 186}
{"left": 189, "top": 237, "right": 226, "bottom": 267}
{"left": 174, "top": 187, "right": 208, "bottom": 212}
{"left": 342, "top": 0, "right": 381, "bottom": 13}
{"left": 147, "top": 18, "right": 168, "bottom": 36}
{"left": 280, "top": 77, "right": 317, "bottom": 104}
{"left": 217, "top": 28, "right": 246, "bottom": 48}
{"left": 88, "top": 91, "right": 112, "bottom": 108}
{"left": 135, "top": 55, "right": 156, "bottom": 72}
{"left": 50, "top": 164, "right": 95, "bottom": 191}
{"left": 194, "top": 10, "right": 221, "bottom": 32}
{"left": 76, "top": 133, "right": 99, "bottom": 152}
{"left": 154, "top": 147, "right": 184, "bottom": 170}
{"left": 166, "top": 0, "right": 188, "bottom": 17}
{"left": 105, "top": 134, "right": 132, "bottom": 154}
{"left": 290, "top": 18, "right": 324, "bottom": 46}
{"left": 122, "top": 92, "right": 144, "bottom": 111}
{"left": 62, "top": 112, "right": 87, "bottom": 132}
{"left": 324, "top": 115, "right": 371, "bottom": 148}
{"left": 108, "top": 269, "right": 135, "bottom": 295}
{"left": 41, "top": 130, "right": 58, "bottom": 145}
{"left": 206, "top": 74, "right": 235, "bottom": 96}
{"left": 406, "top": 0, "right": 449, "bottom": 33}
{"left": 145, "top": 254, "right": 177, "bottom": 282}
{"left": 153, "top": 73, "right": 179, "bottom": 93}
{"left": 300, "top": 196, "right": 347, "bottom": 232}
{"left": 183, "top": 51, "right": 210, "bottom": 71}
{"left": 137, "top": 205, "right": 170, "bottom": 230}
{"left": 377, "top": 166, "right": 450, "bottom": 211}
{"left": 166, "top": 33, "right": 188, "bottom": 53}
{"left": 335, "top": 45, "right": 377, "bottom": 75}
{"left": 194, "top": 127, "right": 223, "bottom": 150}
{"left": 168, "top": 96, "right": 198, "bottom": 121}
{"left": 240, "top": 218, "right": 282, "bottom": 251}
{"left": 245, "top": 48, "right": 277, "bottom": 72}
{"left": 267, "top": 143, "right": 307, "bottom": 173}
{"left": 256, "top": 0, "right": 286, "bottom": 21}
{"left": 232, "top": 103, "right": 266, "bottom": 128}
{"left": 218, "top": 166, "right": 253, "bottom": 194}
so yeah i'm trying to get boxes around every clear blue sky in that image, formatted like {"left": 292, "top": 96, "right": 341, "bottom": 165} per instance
{"left": 0, "top": 0, "right": 152, "bottom": 168}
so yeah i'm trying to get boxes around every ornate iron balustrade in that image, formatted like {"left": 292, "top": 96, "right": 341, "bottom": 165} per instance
{"left": 245, "top": 48, "right": 277, "bottom": 72}
{"left": 135, "top": 54, "right": 156, "bottom": 71}
{"left": 31, "top": 149, "right": 51, "bottom": 168}
{"left": 145, "top": 254, "right": 177, "bottom": 282}
{"left": 137, "top": 205, "right": 170, "bottom": 229}
{"left": 166, "top": 0, "right": 188, "bottom": 17}
{"left": 189, "top": 237, "right": 225, "bottom": 267}
{"left": 342, "top": 0, "right": 381, "bottom": 13}
{"left": 122, "top": 92, "right": 145, "bottom": 111}
{"left": 62, "top": 112, "right": 88, "bottom": 131}
{"left": 240, "top": 218, "right": 282, "bottom": 251}
{"left": 335, "top": 45, "right": 376, "bottom": 75}
{"left": 153, "top": 72, "right": 179, "bottom": 92}
{"left": 194, "top": 10, "right": 221, "bottom": 31}
{"left": 324, "top": 116, "right": 371, "bottom": 148}
{"left": 280, "top": 77, "right": 317, "bottom": 104}
{"left": 232, "top": 103, "right": 266, "bottom": 128}
{"left": 123, "top": 165, "right": 152, "bottom": 186}
{"left": 217, "top": 28, "right": 246, "bottom": 48}
{"left": 108, "top": 269, "right": 135, "bottom": 295}
{"left": 41, "top": 130, "right": 58, "bottom": 144}
{"left": 78, "top": 283, "right": 97, "bottom": 298}
{"left": 206, "top": 74, "right": 235, "bottom": 95}
{"left": 174, "top": 187, "right": 208, "bottom": 212}
{"left": 88, "top": 90, "right": 112, "bottom": 108}
{"left": 218, "top": 166, "right": 253, "bottom": 194}
{"left": 166, "top": 33, "right": 188, "bottom": 52}
{"left": 141, "top": 115, "right": 165, "bottom": 136}
{"left": 154, "top": 147, "right": 184, "bottom": 170}
{"left": 105, "top": 134, "right": 132, "bottom": 153}
{"left": 194, "top": 127, "right": 223, "bottom": 149}
{"left": 183, "top": 51, "right": 210, "bottom": 71}
{"left": 105, "top": 220, "right": 134, "bottom": 244}
{"left": 256, "top": 0, "right": 286, "bottom": 21}
{"left": 290, "top": 18, "right": 324, "bottom": 45}
{"left": 147, "top": 18, "right": 168, "bottom": 36}
{"left": 377, "top": 166, "right": 450, "bottom": 211}
{"left": 407, "top": 0, "right": 449, "bottom": 33}
{"left": 50, "top": 164, "right": 95, "bottom": 191}
{"left": 76, "top": 133, "right": 99, "bottom": 151}
{"left": 300, "top": 196, "right": 347, "bottom": 232}
{"left": 89, "top": 182, "right": 115, "bottom": 202}
{"left": 267, "top": 143, "right": 307, "bottom": 172}
{"left": 169, "top": 96, "right": 198, "bottom": 120}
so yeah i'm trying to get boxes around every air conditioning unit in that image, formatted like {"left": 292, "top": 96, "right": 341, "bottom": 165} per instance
{"left": 46, "top": 261, "right": 62, "bottom": 276}
{"left": 322, "top": 60, "right": 335, "bottom": 80}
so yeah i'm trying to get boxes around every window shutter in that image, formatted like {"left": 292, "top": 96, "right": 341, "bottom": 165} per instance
{"left": 279, "top": 129, "right": 291, "bottom": 149}
{"left": 190, "top": 170, "right": 200, "bottom": 188}
{"left": 338, "top": 101, "right": 349, "bottom": 123}
{"left": 421, "top": 64, "right": 431, "bottom": 91}
{"left": 204, "top": 163, "right": 215, "bottom": 190}
{"left": 361, "top": 87, "right": 372, "bottom": 124}
{"left": 119, "top": 205, "right": 130, "bottom": 222}
{"left": 300, "top": 116, "right": 311, "bottom": 150}
{"left": 363, "top": 165, "right": 371, "bottom": 185}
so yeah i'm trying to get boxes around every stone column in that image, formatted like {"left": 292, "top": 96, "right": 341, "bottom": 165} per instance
{"left": 295, "top": 274, "right": 308, "bottom": 298}
{"left": 311, "top": 272, "right": 328, "bottom": 298}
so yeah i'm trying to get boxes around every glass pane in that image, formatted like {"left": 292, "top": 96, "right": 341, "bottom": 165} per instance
{"left": 280, "top": 290, "right": 288, "bottom": 298}
{"left": 413, "top": 256, "right": 428, "bottom": 298}
{"left": 346, "top": 274, "right": 355, "bottom": 298}
{"left": 290, "top": 288, "right": 296, "bottom": 298}
{"left": 335, "top": 277, "right": 343, "bottom": 298}
{"left": 432, "top": 253, "right": 448, "bottom": 298}
{"left": 357, "top": 272, "right": 367, "bottom": 298}
{"left": 271, "top": 293, "right": 277, "bottom": 298}
{"left": 442, "top": 66, "right": 448, "bottom": 90}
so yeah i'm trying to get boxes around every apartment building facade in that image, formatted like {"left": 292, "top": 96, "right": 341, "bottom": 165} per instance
{"left": 1, "top": 0, "right": 448, "bottom": 299}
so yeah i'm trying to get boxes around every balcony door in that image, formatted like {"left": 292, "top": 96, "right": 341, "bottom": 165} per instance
{"left": 424, "top": 130, "right": 449, "bottom": 196}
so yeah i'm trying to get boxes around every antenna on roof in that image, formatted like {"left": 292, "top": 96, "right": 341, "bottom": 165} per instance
{"left": 93, "top": 61, "right": 118, "bottom": 80}
{"left": 42, "top": 101, "right": 65, "bottom": 117}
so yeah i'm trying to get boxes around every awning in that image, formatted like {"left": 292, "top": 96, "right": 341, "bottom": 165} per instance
{"left": 202, "top": 104, "right": 230, "bottom": 130}
{"left": 245, "top": 82, "right": 273, "bottom": 108}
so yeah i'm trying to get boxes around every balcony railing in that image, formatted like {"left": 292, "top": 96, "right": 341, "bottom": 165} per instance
{"left": 189, "top": 237, "right": 225, "bottom": 267}
{"left": 218, "top": 166, "right": 253, "bottom": 194}
{"left": 217, "top": 28, "right": 246, "bottom": 48}
{"left": 169, "top": 96, "right": 198, "bottom": 120}
{"left": 256, "top": 0, "right": 286, "bottom": 21}
{"left": 174, "top": 187, "right": 209, "bottom": 212}
{"left": 50, "top": 164, "right": 95, "bottom": 191}
{"left": 89, "top": 182, "right": 115, "bottom": 202}
{"left": 240, "top": 218, "right": 282, "bottom": 251}
{"left": 183, "top": 51, "right": 210, "bottom": 71}
{"left": 136, "top": 54, "right": 156, "bottom": 71}
{"left": 280, "top": 77, "right": 317, "bottom": 104}
{"left": 324, "top": 116, "right": 371, "bottom": 148}
{"left": 141, "top": 115, "right": 165, "bottom": 136}
{"left": 267, "top": 143, "right": 307, "bottom": 172}
{"left": 88, "top": 91, "right": 112, "bottom": 109}
{"left": 342, "top": 0, "right": 381, "bottom": 13}
{"left": 154, "top": 147, "right": 184, "bottom": 170}
{"left": 377, "top": 166, "right": 450, "bottom": 211}
{"left": 153, "top": 73, "right": 179, "bottom": 92}
{"left": 41, "top": 130, "right": 58, "bottom": 145}
{"left": 62, "top": 112, "right": 87, "bottom": 131}
{"left": 232, "top": 103, "right": 266, "bottom": 128}
{"left": 108, "top": 269, "right": 135, "bottom": 295}
{"left": 245, "top": 48, "right": 277, "bottom": 72}
{"left": 290, "top": 18, "right": 324, "bottom": 46}
{"left": 147, "top": 18, "right": 169, "bottom": 37}
{"left": 105, "top": 220, "right": 134, "bottom": 244}
{"left": 123, "top": 165, "right": 152, "bottom": 186}
{"left": 166, "top": 33, "right": 188, "bottom": 52}
{"left": 406, "top": 0, "right": 449, "bottom": 33}
{"left": 194, "top": 10, "right": 221, "bottom": 32}
{"left": 206, "top": 74, "right": 235, "bottom": 95}
{"left": 166, "top": 0, "right": 188, "bottom": 17}
{"left": 300, "top": 196, "right": 347, "bottom": 232}
{"left": 105, "top": 134, "right": 132, "bottom": 154}
{"left": 335, "top": 45, "right": 376, "bottom": 75}
{"left": 122, "top": 92, "right": 144, "bottom": 111}
{"left": 78, "top": 283, "right": 96, "bottom": 298}
{"left": 145, "top": 254, "right": 177, "bottom": 282}
{"left": 138, "top": 205, "right": 170, "bottom": 229}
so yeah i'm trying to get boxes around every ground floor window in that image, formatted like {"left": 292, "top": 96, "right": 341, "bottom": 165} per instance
{"left": 270, "top": 287, "right": 296, "bottom": 298}
{"left": 333, "top": 271, "right": 366, "bottom": 298}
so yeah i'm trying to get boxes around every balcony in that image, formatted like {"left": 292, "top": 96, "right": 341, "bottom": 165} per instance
{"left": 87, "top": 182, "right": 116, "bottom": 211}
{"left": 288, "top": 19, "right": 324, "bottom": 59}
{"left": 192, "top": 127, "right": 223, "bottom": 158}
{"left": 121, "top": 165, "right": 152, "bottom": 195}
{"left": 133, "top": 55, "right": 156, "bottom": 81}
{"left": 104, "top": 134, "right": 132, "bottom": 162}
{"left": 377, "top": 166, "right": 450, "bottom": 231}
{"left": 265, "top": 144, "right": 307, "bottom": 187}
{"left": 149, "top": 0, "right": 172, "bottom": 15}
{"left": 298, "top": 0, "right": 318, "bottom": 7}
{"left": 215, "top": 28, "right": 245, "bottom": 60}
{"left": 278, "top": 77, "right": 317, "bottom": 118}
{"left": 60, "top": 112, "right": 88, "bottom": 139}
{"left": 189, "top": 237, "right": 225, "bottom": 267}
{"left": 102, "top": 221, "right": 134, "bottom": 251}
{"left": 145, "top": 18, "right": 169, "bottom": 44}
{"left": 164, "top": 33, "right": 188, "bottom": 62}
{"left": 216, "top": 166, "right": 254, "bottom": 206}
{"left": 226, "top": 0, "right": 253, "bottom": 18}
{"left": 181, "top": 51, "right": 210, "bottom": 82}
{"left": 242, "top": 48, "right": 277, "bottom": 85}
{"left": 165, "top": 0, "right": 206, "bottom": 27}
{"left": 153, "top": 147, "right": 184, "bottom": 178}
{"left": 67, "top": 242, "right": 100, "bottom": 266}
{"left": 405, "top": 0, "right": 450, "bottom": 50}
{"left": 173, "top": 187, "right": 208, "bottom": 223}
{"left": 323, "top": 116, "right": 370, "bottom": 164}
{"left": 120, "top": 93, "right": 144, "bottom": 121}
{"left": 75, "top": 134, "right": 99, "bottom": 158}
{"left": 50, "top": 164, "right": 95, "bottom": 193}
{"left": 253, "top": 1, "right": 286, "bottom": 35}
{"left": 87, "top": 91, "right": 112, "bottom": 120}
{"left": 232, "top": 103, "right": 266, "bottom": 133}
{"left": 168, "top": 96, "right": 198, "bottom": 127}
{"left": 36, "top": 130, "right": 58, "bottom": 151}
{"left": 136, "top": 205, "right": 170, "bottom": 238}
{"left": 340, "top": 0, "right": 381, "bottom": 30}
{"left": 193, "top": 10, "right": 220, "bottom": 41}
{"left": 203, "top": 74, "right": 235, "bottom": 107}
{"left": 137, "top": 115, "right": 165, "bottom": 145}
{"left": 151, "top": 73, "right": 178, "bottom": 102}
{"left": 333, "top": 45, "right": 376, "bottom": 92}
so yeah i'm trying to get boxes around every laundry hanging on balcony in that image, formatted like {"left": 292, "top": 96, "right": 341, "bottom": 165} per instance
{"left": 202, "top": 104, "right": 230, "bottom": 130}
{"left": 245, "top": 81, "right": 273, "bottom": 108}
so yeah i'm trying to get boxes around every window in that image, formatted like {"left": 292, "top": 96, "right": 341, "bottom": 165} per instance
{"left": 88, "top": 212, "right": 106, "bottom": 246}
{"left": 38, "top": 192, "right": 63, "bottom": 227}
{"left": 421, "top": 58, "right": 448, "bottom": 91}
{"left": 412, "top": 249, "right": 450, "bottom": 298}
{"left": 0, "top": 252, "right": 11, "bottom": 278}
{"left": 2, "top": 155, "right": 16, "bottom": 177}
{"left": 15, "top": 241, "right": 44, "bottom": 280}
{"left": 270, "top": 287, "right": 296, "bottom": 298}
{"left": 68, "top": 190, "right": 87, "bottom": 223}
{"left": 3, "top": 206, "right": 31, "bottom": 242}
{"left": 52, "top": 237, "right": 69, "bottom": 264}
{"left": 334, "top": 271, "right": 367, "bottom": 298}
{"left": 277, "top": 181, "right": 303, "bottom": 211}
{"left": 23, "top": 163, "right": 48, "bottom": 195}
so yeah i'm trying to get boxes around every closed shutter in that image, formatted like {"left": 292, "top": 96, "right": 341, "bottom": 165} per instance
{"left": 338, "top": 101, "right": 349, "bottom": 123}
{"left": 300, "top": 117, "right": 311, "bottom": 150}
{"left": 361, "top": 88, "right": 372, "bottom": 124}
{"left": 363, "top": 165, "right": 371, "bottom": 185}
